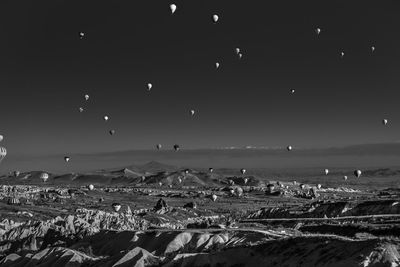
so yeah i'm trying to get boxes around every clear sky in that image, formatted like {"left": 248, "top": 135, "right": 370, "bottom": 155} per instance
{"left": 0, "top": 0, "right": 400, "bottom": 158}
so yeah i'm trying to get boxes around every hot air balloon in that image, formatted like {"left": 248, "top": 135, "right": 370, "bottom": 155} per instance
{"left": 112, "top": 203, "right": 121, "bottom": 212}
{"left": 79, "top": 32, "right": 85, "bottom": 39}
{"left": 14, "top": 171, "right": 20, "bottom": 178}
{"left": 340, "top": 51, "right": 345, "bottom": 58}
{"left": 84, "top": 94, "right": 89, "bottom": 101}
{"left": 354, "top": 169, "right": 362, "bottom": 178}
{"left": 88, "top": 184, "right": 94, "bottom": 191}
{"left": 215, "top": 62, "right": 220, "bottom": 69}
{"left": 317, "top": 184, "right": 322, "bottom": 189}
{"left": 229, "top": 189, "right": 235, "bottom": 195}
{"left": 324, "top": 169, "right": 329, "bottom": 175}
{"left": 0, "top": 147, "right": 7, "bottom": 163}
{"left": 40, "top": 172, "right": 49, "bottom": 183}
{"left": 209, "top": 167, "right": 214, "bottom": 173}
{"left": 235, "top": 187, "right": 244, "bottom": 197}
{"left": 315, "top": 28, "right": 321, "bottom": 35}
{"left": 156, "top": 144, "right": 162, "bottom": 150}
{"left": 0, "top": 135, "right": 3, "bottom": 142}
{"left": 212, "top": 14, "right": 219, "bottom": 23}
{"left": 235, "top": 48, "right": 240, "bottom": 54}
{"left": 371, "top": 46, "right": 375, "bottom": 53}
{"left": 299, "top": 184, "right": 305, "bottom": 190}
{"left": 287, "top": 146, "right": 292, "bottom": 151}
{"left": 238, "top": 53, "right": 243, "bottom": 59}
{"left": 290, "top": 89, "right": 295, "bottom": 94}
{"left": 383, "top": 119, "right": 388, "bottom": 126}
{"left": 79, "top": 107, "right": 84, "bottom": 113}
{"left": 244, "top": 177, "right": 249, "bottom": 184}
{"left": 109, "top": 130, "right": 115, "bottom": 135}
{"left": 159, "top": 182, "right": 163, "bottom": 187}
{"left": 170, "top": 4, "right": 177, "bottom": 14}
{"left": 64, "top": 156, "right": 70, "bottom": 162}
{"left": 103, "top": 115, "right": 109, "bottom": 121}
{"left": 240, "top": 168, "right": 246, "bottom": 175}
{"left": 173, "top": 144, "right": 180, "bottom": 151}
{"left": 293, "top": 180, "right": 297, "bottom": 185}
{"left": 190, "top": 109, "right": 195, "bottom": 116}
{"left": 211, "top": 194, "right": 218, "bottom": 202}
{"left": 178, "top": 177, "right": 182, "bottom": 183}
{"left": 343, "top": 175, "right": 348, "bottom": 181}
{"left": 147, "top": 83, "right": 152, "bottom": 91}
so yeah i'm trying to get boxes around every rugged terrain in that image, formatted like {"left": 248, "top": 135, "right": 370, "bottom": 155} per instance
{"left": 0, "top": 162, "right": 400, "bottom": 266}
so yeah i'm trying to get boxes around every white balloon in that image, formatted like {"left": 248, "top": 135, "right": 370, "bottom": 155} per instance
{"left": 170, "top": 4, "right": 177, "bottom": 14}
{"left": 287, "top": 146, "right": 292, "bottom": 151}
{"left": 340, "top": 51, "right": 345, "bottom": 58}
{"left": 211, "top": 194, "right": 218, "bottom": 201}
{"left": 79, "top": 32, "right": 85, "bottom": 39}
{"left": 104, "top": 115, "right": 109, "bottom": 121}
{"left": 0, "top": 147, "right": 7, "bottom": 163}
{"left": 190, "top": 109, "right": 195, "bottom": 116}
{"left": 240, "top": 168, "right": 246, "bottom": 175}
{"left": 383, "top": 119, "right": 388, "bottom": 125}
{"left": 112, "top": 203, "right": 121, "bottom": 212}
{"left": 88, "top": 184, "right": 95, "bottom": 191}
{"left": 215, "top": 62, "right": 220, "bottom": 69}
{"left": 0, "top": 135, "right": 3, "bottom": 142}
{"left": 238, "top": 53, "right": 243, "bottom": 59}
{"left": 79, "top": 107, "right": 84, "bottom": 113}
{"left": 343, "top": 175, "right": 348, "bottom": 181}
{"left": 354, "top": 169, "right": 362, "bottom": 178}
{"left": 290, "top": 89, "right": 295, "bottom": 94}
{"left": 315, "top": 28, "right": 321, "bottom": 35}
{"left": 324, "top": 169, "right": 329, "bottom": 175}
{"left": 84, "top": 94, "right": 89, "bottom": 101}
{"left": 40, "top": 172, "right": 49, "bottom": 183}
{"left": 212, "top": 14, "right": 219, "bottom": 23}
{"left": 147, "top": 83, "right": 152, "bottom": 91}
{"left": 64, "top": 156, "right": 70, "bottom": 162}
{"left": 371, "top": 46, "right": 375, "bottom": 52}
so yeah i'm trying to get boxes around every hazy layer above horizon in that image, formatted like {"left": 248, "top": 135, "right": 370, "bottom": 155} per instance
{"left": 1, "top": 143, "right": 400, "bottom": 174}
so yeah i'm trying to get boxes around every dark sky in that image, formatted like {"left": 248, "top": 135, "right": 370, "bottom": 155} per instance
{"left": 1, "top": 0, "right": 400, "bottom": 157}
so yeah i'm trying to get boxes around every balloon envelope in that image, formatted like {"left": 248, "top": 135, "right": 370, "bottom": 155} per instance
{"left": 40, "top": 172, "right": 49, "bottom": 182}
{"left": 354, "top": 170, "right": 362, "bottom": 178}
{"left": 0, "top": 147, "right": 7, "bottom": 163}
{"left": 147, "top": 83, "right": 152, "bottom": 91}
{"left": 112, "top": 203, "right": 121, "bottom": 212}
{"left": 170, "top": 4, "right": 177, "bottom": 14}
{"left": 212, "top": 14, "right": 219, "bottom": 23}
